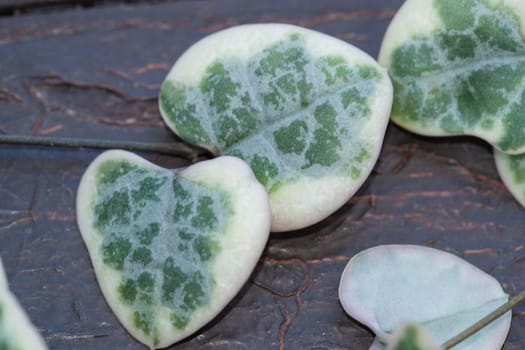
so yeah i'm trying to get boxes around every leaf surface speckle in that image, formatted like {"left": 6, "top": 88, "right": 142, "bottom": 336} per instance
{"left": 380, "top": 0, "right": 525, "bottom": 153}
{"left": 77, "top": 151, "right": 270, "bottom": 348}
{"left": 159, "top": 24, "right": 392, "bottom": 231}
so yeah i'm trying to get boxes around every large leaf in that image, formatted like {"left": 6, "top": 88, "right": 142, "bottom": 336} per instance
{"left": 494, "top": 150, "right": 525, "bottom": 207}
{"left": 76, "top": 151, "right": 270, "bottom": 348}
{"left": 159, "top": 23, "right": 393, "bottom": 232}
{"left": 379, "top": 0, "right": 525, "bottom": 154}
{"left": 0, "top": 258, "right": 48, "bottom": 350}
{"left": 338, "top": 245, "right": 511, "bottom": 350}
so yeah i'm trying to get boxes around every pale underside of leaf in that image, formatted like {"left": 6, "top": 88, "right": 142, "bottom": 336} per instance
{"left": 338, "top": 245, "right": 511, "bottom": 350}
{"left": 379, "top": 0, "right": 525, "bottom": 154}
{"left": 0, "top": 259, "right": 48, "bottom": 350}
{"left": 76, "top": 151, "right": 270, "bottom": 348}
{"left": 159, "top": 23, "right": 393, "bottom": 231}
{"left": 494, "top": 149, "right": 525, "bottom": 207}
{"left": 371, "top": 300, "right": 510, "bottom": 350}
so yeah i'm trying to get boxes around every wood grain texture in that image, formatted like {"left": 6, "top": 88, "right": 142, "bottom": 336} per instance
{"left": 1, "top": 1, "right": 524, "bottom": 349}
{"left": 0, "top": 0, "right": 162, "bottom": 16}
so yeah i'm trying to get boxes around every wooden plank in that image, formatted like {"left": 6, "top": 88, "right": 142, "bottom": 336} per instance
{"left": 0, "top": 0, "right": 91, "bottom": 16}
{"left": 0, "top": 0, "right": 81, "bottom": 9}
{"left": 1, "top": 1, "right": 524, "bottom": 349}
{"left": 0, "top": 0, "right": 178, "bottom": 15}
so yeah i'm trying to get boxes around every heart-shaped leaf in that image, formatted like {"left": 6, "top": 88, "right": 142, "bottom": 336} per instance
{"left": 338, "top": 245, "right": 511, "bottom": 350}
{"left": 0, "top": 258, "right": 48, "bottom": 350}
{"left": 76, "top": 150, "right": 270, "bottom": 348}
{"left": 495, "top": 150, "right": 525, "bottom": 207}
{"left": 159, "top": 23, "right": 393, "bottom": 231}
{"left": 379, "top": 0, "right": 525, "bottom": 154}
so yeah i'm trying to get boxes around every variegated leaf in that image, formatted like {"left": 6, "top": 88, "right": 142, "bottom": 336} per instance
{"left": 379, "top": 0, "right": 525, "bottom": 154}
{"left": 77, "top": 151, "right": 270, "bottom": 348}
{"left": 159, "top": 23, "right": 393, "bottom": 231}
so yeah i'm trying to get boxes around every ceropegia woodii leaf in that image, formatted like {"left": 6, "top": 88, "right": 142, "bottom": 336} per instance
{"left": 76, "top": 150, "right": 270, "bottom": 348}
{"left": 386, "top": 324, "right": 442, "bottom": 350}
{"left": 494, "top": 150, "right": 525, "bottom": 207}
{"left": 339, "top": 245, "right": 511, "bottom": 350}
{"left": 379, "top": 0, "right": 525, "bottom": 154}
{"left": 159, "top": 23, "right": 393, "bottom": 232}
{"left": 0, "top": 258, "right": 48, "bottom": 350}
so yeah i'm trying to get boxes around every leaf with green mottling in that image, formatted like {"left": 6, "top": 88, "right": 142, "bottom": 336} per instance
{"left": 77, "top": 150, "right": 270, "bottom": 348}
{"left": 339, "top": 245, "right": 511, "bottom": 350}
{"left": 0, "top": 258, "right": 48, "bottom": 350}
{"left": 159, "top": 23, "right": 393, "bottom": 231}
{"left": 379, "top": 0, "right": 525, "bottom": 154}
{"left": 495, "top": 149, "right": 525, "bottom": 208}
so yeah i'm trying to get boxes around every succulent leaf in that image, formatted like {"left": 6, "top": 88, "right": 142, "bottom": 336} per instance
{"left": 339, "top": 245, "right": 511, "bottom": 350}
{"left": 159, "top": 23, "right": 393, "bottom": 231}
{"left": 77, "top": 151, "right": 270, "bottom": 348}
{"left": 379, "top": 0, "right": 525, "bottom": 154}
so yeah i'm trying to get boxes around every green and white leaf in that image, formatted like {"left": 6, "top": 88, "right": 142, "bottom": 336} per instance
{"left": 379, "top": 0, "right": 525, "bottom": 154}
{"left": 494, "top": 149, "right": 525, "bottom": 207}
{"left": 0, "top": 258, "right": 48, "bottom": 350}
{"left": 386, "top": 324, "right": 442, "bottom": 350}
{"left": 159, "top": 23, "right": 393, "bottom": 232}
{"left": 338, "top": 245, "right": 511, "bottom": 350}
{"left": 77, "top": 150, "right": 270, "bottom": 349}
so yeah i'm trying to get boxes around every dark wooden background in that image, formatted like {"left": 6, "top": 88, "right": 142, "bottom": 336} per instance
{"left": 1, "top": 0, "right": 524, "bottom": 349}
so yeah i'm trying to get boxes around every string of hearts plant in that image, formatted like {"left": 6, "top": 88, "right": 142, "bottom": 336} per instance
{"left": 2, "top": 0, "right": 525, "bottom": 349}
{"left": 77, "top": 23, "right": 393, "bottom": 348}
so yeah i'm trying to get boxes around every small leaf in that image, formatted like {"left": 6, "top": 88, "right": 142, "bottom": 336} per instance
{"left": 0, "top": 258, "right": 48, "bottom": 350}
{"left": 379, "top": 0, "right": 525, "bottom": 154}
{"left": 494, "top": 149, "right": 525, "bottom": 207}
{"left": 387, "top": 324, "right": 442, "bottom": 350}
{"left": 77, "top": 150, "right": 270, "bottom": 348}
{"left": 338, "top": 245, "right": 511, "bottom": 350}
{"left": 159, "top": 23, "right": 393, "bottom": 231}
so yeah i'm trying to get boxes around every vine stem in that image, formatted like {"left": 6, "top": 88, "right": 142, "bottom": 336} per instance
{"left": 442, "top": 288, "right": 525, "bottom": 349}
{"left": 0, "top": 134, "right": 208, "bottom": 162}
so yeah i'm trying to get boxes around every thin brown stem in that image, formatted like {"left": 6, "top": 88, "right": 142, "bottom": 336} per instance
{"left": 442, "top": 289, "right": 525, "bottom": 349}
{"left": 0, "top": 134, "right": 209, "bottom": 163}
